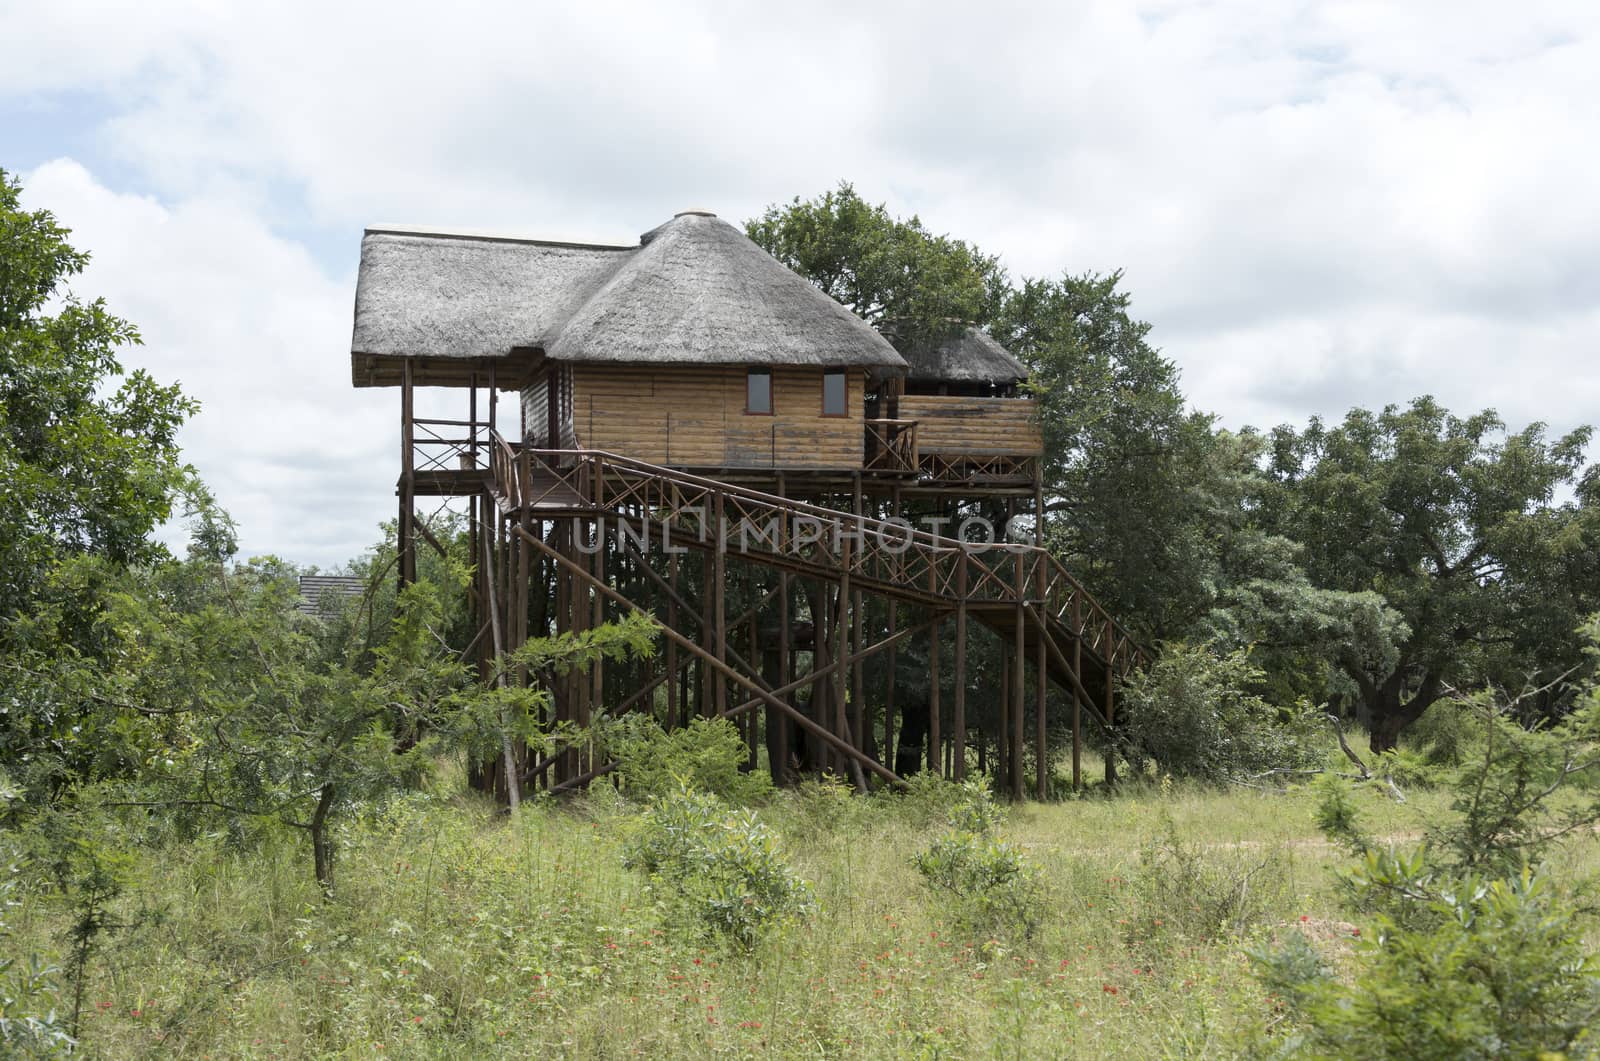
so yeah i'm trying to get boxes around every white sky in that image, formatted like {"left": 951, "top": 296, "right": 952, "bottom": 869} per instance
{"left": 3, "top": 0, "right": 1597, "bottom": 567}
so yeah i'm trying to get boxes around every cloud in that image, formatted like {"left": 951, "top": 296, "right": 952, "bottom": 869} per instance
{"left": 5, "top": 0, "right": 1598, "bottom": 561}
{"left": 19, "top": 159, "right": 392, "bottom": 567}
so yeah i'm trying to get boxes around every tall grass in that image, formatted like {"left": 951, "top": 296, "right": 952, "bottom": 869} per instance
{"left": 2, "top": 776, "right": 1490, "bottom": 1058}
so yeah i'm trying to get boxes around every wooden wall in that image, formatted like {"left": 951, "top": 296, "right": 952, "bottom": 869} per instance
{"left": 553, "top": 364, "right": 865, "bottom": 470}
{"left": 898, "top": 395, "right": 1043, "bottom": 457}
{"left": 519, "top": 365, "right": 576, "bottom": 449}
{"left": 521, "top": 373, "right": 549, "bottom": 446}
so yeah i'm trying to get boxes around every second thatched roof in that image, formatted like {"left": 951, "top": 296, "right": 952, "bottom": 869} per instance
{"left": 901, "top": 326, "right": 1028, "bottom": 385}
{"left": 350, "top": 210, "right": 906, "bottom": 386}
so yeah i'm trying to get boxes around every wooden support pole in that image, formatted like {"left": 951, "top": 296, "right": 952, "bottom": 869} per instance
{"left": 1012, "top": 558, "right": 1026, "bottom": 802}
{"left": 835, "top": 554, "right": 866, "bottom": 793}
{"left": 928, "top": 616, "right": 941, "bottom": 777}
{"left": 713, "top": 493, "right": 727, "bottom": 717}
{"left": 746, "top": 594, "right": 760, "bottom": 768}
{"left": 514, "top": 524, "right": 904, "bottom": 787}
{"left": 953, "top": 551, "right": 968, "bottom": 781}
{"left": 1072, "top": 596, "right": 1082, "bottom": 792}
{"left": 850, "top": 470, "right": 865, "bottom": 762}
{"left": 775, "top": 570, "right": 791, "bottom": 784}
{"left": 398, "top": 358, "right": 416, "bottom": 588}
{"left": 666, "top": 555, "right": 679, "bottom": 728}
{"left": 998, "top": 639, "right": 1010, "bottom": 790}
{"left": 592, "top": 527, "right": 605, "bottom": 712}
{"left": 885, "top": 486, "right": 899, "bottom": 764}
{"left": 479, "top": 528, "right": 521, "bottom": 812}
{"left": 1105, "top": 622, "right": 1118, "bottom": 787}
{"left": 699, "top": 556, "right": 712, "bottom": 718}
{"left": 852, "top": 588, "right": 865, "bottom": 758}
{"left": 1035, "top": 610, "right": 1048, "bottom": 800}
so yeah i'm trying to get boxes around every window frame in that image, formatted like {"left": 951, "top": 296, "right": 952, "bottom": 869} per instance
{"left": 821, "top": 369, "right": 849, "bottom": 418}
{"left": 745, "top": 365, "right": 774, "bottom": 416}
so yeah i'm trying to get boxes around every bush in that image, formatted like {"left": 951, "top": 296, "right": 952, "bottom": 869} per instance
{"left": 880, "top": 771, "right": 972, "bottom": 829}
{"left": 1250, "top": 862, "right": 1600, "bottom": 1059}
{"left": 1401, "top": 700, "right": 1477, "bottom": 769}
{"left": 1120, "top": 643, "right": 1325, "bottom": 783}
{"left": 0, "top": 845, "right": 72, "bottom": 1057}
{"left": 910, "top": 779, "right": 1044, "bottom": 940}
{"left": 622, "top": 787, "right": 813, "bottom": 946}
{"left": 610, "top": 716, "right": 772, "bottom": 804}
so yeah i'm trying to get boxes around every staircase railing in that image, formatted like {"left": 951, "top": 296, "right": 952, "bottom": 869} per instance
{"left": 485, "top": 434, "right": 1146, "bottom": 674}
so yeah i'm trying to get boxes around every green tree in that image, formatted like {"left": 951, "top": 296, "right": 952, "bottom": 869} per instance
{"left": 994, "top": 273, "right": 1223, "bottom": 635}
{"left": 1265, "top": 398, "right": 1598, "bottom": 749}
{"left": 0, "top": 167, "right": 195, "bottom": 636}
{"left": 750, "top": 187, "right": 1236, "bottom": 639}
{"left": 746, "top": 182, "right": 1006, "bottom": 348}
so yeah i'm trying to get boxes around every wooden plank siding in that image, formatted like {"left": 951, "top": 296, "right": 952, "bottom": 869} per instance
{"left": 520, "top": 373, "right": 550, "bottom": 446}
{"left": 554, "top": 364, "right": 866, "bottom": 470}
{"left": 898, "top": 395, "right": 1043, "bottom": 457}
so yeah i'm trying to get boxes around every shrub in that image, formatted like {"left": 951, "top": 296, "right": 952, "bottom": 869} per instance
{"left": 1119, "top": 643, "right": 1325, "bottom": 783}
{"left": 1401, "top": 699, "right": 1477, "bottom": 769}
{"left": 1250, "top": 862, "right": 1600, "bottom": 1059}
{"left": 610, "top": 716, "right": 772, "bottom": 804}
{"left": 787, "top": 773, "right": 867, "bottom": 835}
{"left": 910, "top": 778, "right": 1044, "bottom": 940}
{"left": 881, "top": 771, "right": 972, "bottom": 829}
{"left": 0, "top": 845, "right": 72, "bottom": 1057}
{"left": 622, "top": 786, "right": 813, "bottom": 946}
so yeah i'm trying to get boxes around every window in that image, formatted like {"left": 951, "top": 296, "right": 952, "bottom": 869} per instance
{"left": 822, "top": 370, "right": 847, "bottom": 416}
{"left": 746, "top": 366, "right": 772, "bottom": 415}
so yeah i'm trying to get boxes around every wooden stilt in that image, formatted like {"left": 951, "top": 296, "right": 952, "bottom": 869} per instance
{"left": 1072, "top": 596, "right": 1082, "bottom": 792}
{"left": 517, "top": 524, "right": 907, "bottom": 788}
{"left": 1035, "top": 610, "right": 1048, "bottom": 800}
{"left": 592, "top": 527, "right": 605, "bottom": 707}
{"left": 398, "top": 358, "right": 416, "bottom": 587}
{"left": 666, "top": 555, "right": 679, "bottom": 728}
{"left": 928, "top": 616, "right": 941, "bottom": 777}
{"left": 1012, "top": 561, "right": 1026, "bottom": 802}
{"left": 713, "top": 493, "right": 727, "bottom": 717}
{"left": 1105, "top": 623, "right": 1118, "bottom": 787}
{"left": 998, "top": 641, "right": 1010, "bottom": 791}
{"left": 953, "top": 552, "right": 968, "bottom": 781}
{"left": 885, "top": 486, "right": 899, "bottom": 767}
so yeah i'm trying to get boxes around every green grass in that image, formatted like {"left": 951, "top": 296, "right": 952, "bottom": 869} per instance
{"left": 4, "top": 762, "right": 1505, "bottom": 1060}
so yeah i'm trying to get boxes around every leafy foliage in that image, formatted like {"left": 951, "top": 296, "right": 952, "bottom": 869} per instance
{"left": 610, "top": 716, "right": 772, "bottom": 804}
{"left": 0, "top": 168, "right": 195, "bottom": 639}
{"left": 910, "top": 778, "right": 1043, "bottom": 940}
{"left": 623, "top": 787, "right": 814, "bottom": 946}
{"left": 1119, "top": 643, "right": 1325, "bottom": 782}
{"left": 1264, "top": 398, "right": 1600, "bottom": 748}
{"left": 0, "top": 843, "right": 71, "bottom": 1057}
{"left": 746, "top": 182, "right": 1005, "bottom": 349}
{"left": 996, "top": 272, "right": 1226, "bottom": 635}
{"left": 1253, "top": 864, "right": 1600, "bottom": 1059}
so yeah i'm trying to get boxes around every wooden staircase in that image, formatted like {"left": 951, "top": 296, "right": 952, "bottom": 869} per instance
{"left": 484, "top": 433, "right": 1147, "bottom": 733}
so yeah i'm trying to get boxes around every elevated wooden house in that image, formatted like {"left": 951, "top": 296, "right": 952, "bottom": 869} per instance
{"left": 349, "top": 209, "right": 1141, "bottom": 802}
{"left": 354, "top": 211, "right": 1041, "bottom": 490}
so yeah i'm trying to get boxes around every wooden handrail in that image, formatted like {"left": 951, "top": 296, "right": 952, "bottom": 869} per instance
{"left": 484, "top": 432, "right": 1148, "bottom": 671}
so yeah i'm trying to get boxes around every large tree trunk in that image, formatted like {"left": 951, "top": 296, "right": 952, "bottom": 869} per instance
{"left": 1363, "top": 668, "right": 1445, "bottom": 754}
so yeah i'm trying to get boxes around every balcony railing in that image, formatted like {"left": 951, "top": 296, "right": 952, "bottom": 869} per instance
{"left": 863, "top": 418, "right": 918, "bottom": 472}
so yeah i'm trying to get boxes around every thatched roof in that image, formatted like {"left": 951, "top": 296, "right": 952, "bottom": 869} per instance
{"left": 901, "top": 326, "right": 1028, "bottom": 385}
{"left": 350, "top": 229, "right": 632, "bottom": 384}
{"left": 350, "top": 212, "right": 905, "bottom": 386}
